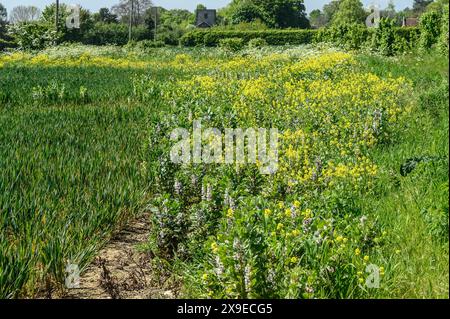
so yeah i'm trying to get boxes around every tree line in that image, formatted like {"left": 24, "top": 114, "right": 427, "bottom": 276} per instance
{"left": 0, "top": 0, "right": 448, "bottom": 50}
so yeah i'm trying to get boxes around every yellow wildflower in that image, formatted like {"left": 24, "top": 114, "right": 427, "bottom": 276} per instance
{"left": 285, "top": 209, "right": 292, "bottom": 218}
{"left": 211, "top": 242, "right": 219, "bottom": 254}
{"left": 292, "top": 229, "right": 300, "bottom": 237}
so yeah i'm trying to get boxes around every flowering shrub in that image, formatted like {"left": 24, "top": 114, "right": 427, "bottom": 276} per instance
{"left": 195, "top": 198, "right": 385, "bottom": 298}
{"left": 7, "top": 22, "right": 60, "bottom": 50}
{"left": 134, "top": 48, "right": 412, "bottom": 298}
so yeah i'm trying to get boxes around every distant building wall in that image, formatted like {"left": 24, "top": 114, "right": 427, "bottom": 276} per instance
{"left": 196, "top": 9, "right": 216, "bottom": 28}
{"left": 402, "top": 17, "right": 419, "bottom": 27}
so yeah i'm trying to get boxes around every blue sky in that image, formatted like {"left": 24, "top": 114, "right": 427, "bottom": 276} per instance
{"left": 2, "top": 0, "right": 414, "bottom": 16}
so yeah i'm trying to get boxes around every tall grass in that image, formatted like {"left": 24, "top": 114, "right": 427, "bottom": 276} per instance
{"left": 357, "top": 52, "right": 449, "bottom": 298}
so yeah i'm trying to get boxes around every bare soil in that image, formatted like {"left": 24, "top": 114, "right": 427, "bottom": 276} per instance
{"left": 63, "top": 213, "right": 177, "bottom": 299}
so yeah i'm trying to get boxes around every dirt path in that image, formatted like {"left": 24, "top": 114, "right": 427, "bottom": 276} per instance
{"left": 64, "top": 213, "right": 176, "bottom": 299}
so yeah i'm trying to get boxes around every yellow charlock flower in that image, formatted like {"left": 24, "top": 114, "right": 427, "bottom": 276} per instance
{"left": 292, "top": 229, "right": 300, "bottom": 237}
{"left": 285, "top": 209, "right": 292, "bottom": 218}
{"left": 211, "top": 242, "right": 219, "bottom": 254}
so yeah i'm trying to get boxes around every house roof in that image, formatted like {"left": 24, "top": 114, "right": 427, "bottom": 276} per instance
{"left": 197, "top": 21, "right": 211, "bottom": 28}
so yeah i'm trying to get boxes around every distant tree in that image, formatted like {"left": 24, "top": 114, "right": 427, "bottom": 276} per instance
{"left": 0, "top": 3, "right": 7, "bottom": 39}
{"left": 309, "top": 9, "right": 327, "bottom": 28}
{"left": 252, "top": 0, "right": 310, "bottom": 28}
{"left": 413, "top": 0, "right": 434, "bottom": 14}
{"left": 323, "top": 0, "right": 341, "bottom": 24}
{"left": 0, "top": 3, "right": 6, "bottom": 22}
{"left": 221, "top": 0, "right": 309, "bottom": 28}
{"left": 398, "top": 7, "right": 415, "bottom": 18}
{"left": 159, "top": 9, "right": 194, "bottom": 27}
{"left": 218, "top": 0, "right": 248, "bottom": 25}
{"left": 93, "top": 8, "right": 118, "bottom": 23}
{"left": 331, "top": 0, "right": 367, "bottom": 25}
{"left": 380, "top": 0, "right": 401, "bottom": 24}
{"left": 112, "top": 0, "right": 153, "bottom": 25}
{"left": 231, "top": 1, "right": 264, "bottom": 24}
{"left": 10, "top": 5, "right": 41, "bottom": 24}
{"left": 41, "top": 4, "right": 94, "bottom": 42}
{"left": 196, "top": 4, "right": 207, "bottom": 12}
{"left": 145, "top": 8, "right": 194, "bottom": 44}
{"left": 426, "top": 0, "right": 450, "bottom": 13}
{"left": 383, "top": 0, "right": 396, "bottom": 19}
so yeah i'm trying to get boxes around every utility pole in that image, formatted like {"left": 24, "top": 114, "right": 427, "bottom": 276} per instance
{"left": 55, "top": 0, "right": 60, "bottom": 31}
{"left": 128, "top": 0, "right": 133, "bottom": 42}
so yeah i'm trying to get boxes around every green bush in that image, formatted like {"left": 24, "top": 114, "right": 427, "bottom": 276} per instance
{"left": 419, "top": 10, "right": 442, "bottom": 50}
{"left": 0, "top": 38, "right": 16, "bottom": 51}
{"left": 82, "top": 22, "right": 151, "bottom": 46}
{"left": 371, "top": 18, "right": 396, "bottom": 56}
{"left": 248, "top": 37, "right": 268, "bottom": 48}
{"left": 128, "top": 39, "right": 166, "bottom": 50}
{"left": 180, "top": 27, "right": 419, "bottom": 53}
{"left": 316, "top": 24, "right": 420, "bottom": 53}
{"left": 155, "top": 25, "right": 187, "bottom": 46}
{"left": 438, "top": 5, "right": 449, "bottom": 55}
{"left": 219, "top": 37, "right": 245, "bottom": 52}
{"left": 316, "top": 23, "right": 369, "bottom": 50}
{"left": 0, "top": 22, "right": 7, "bottom": 40}
{"left": 180, "top": 29, "right": 317, "bottom": 47}
{"left": 392, "top": 27, "right": 421, "bottom": 52}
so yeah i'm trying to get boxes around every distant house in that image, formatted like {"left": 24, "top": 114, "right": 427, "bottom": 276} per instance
{"left": 402, "top": 17, "right": 419, "bottom": 27}
{"left": 196, "top": 9, "right": 216, "bottom": 28}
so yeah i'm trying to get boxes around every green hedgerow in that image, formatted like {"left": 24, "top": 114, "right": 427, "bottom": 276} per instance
{"left": 419, "top": 10, "right": 442, "bottom": 51}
